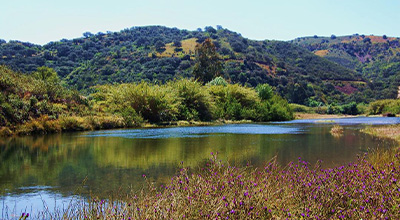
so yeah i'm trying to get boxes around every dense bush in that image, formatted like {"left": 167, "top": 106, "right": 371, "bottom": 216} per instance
{"left": 94, "top": 79, "right": 293, "bottom": 123}
{"left": 93, "top": 82, "right": 180, "bottom": 123}
{"left": 368, "top": 99, "right": 400, "bottom": 115}
{"left": 0, "top": 66, "right": 88, "bottom": 127}
{"left": 1, "top": 66, "right": 293, "bottom": 136}
{"left": 168, "top": 79, "right": 215, "bottom": 121}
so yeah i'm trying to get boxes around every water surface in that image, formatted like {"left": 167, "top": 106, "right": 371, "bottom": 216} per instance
{"left": 0, "top": 117, "right": 398, "bottom": 218}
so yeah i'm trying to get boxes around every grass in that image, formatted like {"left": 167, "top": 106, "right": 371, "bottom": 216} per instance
{"left": 314, "top": 49, "right": 329, "bottom": 57}
{"left": 330, "top": 124, "right": 344, "bottom": 138}
{"left": 157, "top": 38, "right": 197, "bottom": 58}
{"left": 17, "top": 151, "right": 399, "bottom": 219}
{"left": 362, "top": 124, "right": 400, "bottom": 143}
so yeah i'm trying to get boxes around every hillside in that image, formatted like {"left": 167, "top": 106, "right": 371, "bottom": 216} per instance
{"left": 0, "top": 26, "right": 365, "bottom": 104}
{"left": 291, "top": 34, "right": 400, "bottom": 100}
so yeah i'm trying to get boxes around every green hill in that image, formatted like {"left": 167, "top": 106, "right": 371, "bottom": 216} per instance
{"left": 291, "top": 34, "right": 400, "bottom": 101}
{"left": 0, "top": 26, "right": 366, "bottom": 104}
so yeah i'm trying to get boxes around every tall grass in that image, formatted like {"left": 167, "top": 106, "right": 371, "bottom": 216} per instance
{"left": 48, "top": 152, "right": 400, "bottom": 219}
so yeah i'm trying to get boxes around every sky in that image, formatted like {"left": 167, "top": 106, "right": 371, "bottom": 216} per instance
{"left": 1, "top": 0, "right": 399, "bottom": 45}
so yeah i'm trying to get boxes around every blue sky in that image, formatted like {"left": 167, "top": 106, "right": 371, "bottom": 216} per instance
{"left": 1, "top": 0, "right": 399, "bottom": 45}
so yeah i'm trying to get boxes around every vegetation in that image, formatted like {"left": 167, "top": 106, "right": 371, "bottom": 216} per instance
{"left": 293, "top": 34, "right": 400, "bottom": 101}
{"left": 30, "top": 153, "right": 400, "bottom": 219}
{"left": 367, "top": 99, "right": 400, "bottom": 115}
{"left": 289, "top": 102, "right": 363, "bottom": 115}
{"left": 330, "top": 124, "right": 344, "bottom": 138}
{"left": 0, "top": 66, "right": 293, "bottom": 136}
{"left": 192, "top": 38, "right": 222, "bottom": 83}
{"left": 0, "top": 26, "right": 366, "bottom": 105}
{"left": 93, "top": 79, "right": 293, "bottom": 124}
{"left": 362, "top": 124, "right": 400, "bottom": 143}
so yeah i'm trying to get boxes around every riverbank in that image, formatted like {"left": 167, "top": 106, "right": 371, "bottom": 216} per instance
{"left": 295, "top": 113, "right": 363, "bottom": 119}
{"left": 0, "top": 116, "right": 254, "bottom": 137}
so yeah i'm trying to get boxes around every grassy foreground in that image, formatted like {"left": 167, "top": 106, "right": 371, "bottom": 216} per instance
{"left": 32, "top": 152, "right": 399, "bottom": 220}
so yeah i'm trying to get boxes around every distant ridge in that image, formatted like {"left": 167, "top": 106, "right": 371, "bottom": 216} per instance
{"left": 291, "top": 34, "right": 400, "bottom": 100}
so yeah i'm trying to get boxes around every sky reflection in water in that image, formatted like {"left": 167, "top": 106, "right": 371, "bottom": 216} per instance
{"left": 83, "top": 124, "right": 302, "bottom": 139}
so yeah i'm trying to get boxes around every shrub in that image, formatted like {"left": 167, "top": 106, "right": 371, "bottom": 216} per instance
{"left": 206, "top": 76, "right": 228, "bottom": 86}
{"left": 93, "top": 82, "right": 180, "bottom": 123}
{"left": 289, "top": 103, "right": 312, "bottom": 113}
{"left": 168, "top": 79, "right": 215, "bottom": 121}
{"left": 368, "top": 99, "right": 400, "bottom": 115}
{"left": 256, "top": 83, "right": 273, "bottom": 100}
{"left": 341, "top": 102, "right": 359, "bottom": 115}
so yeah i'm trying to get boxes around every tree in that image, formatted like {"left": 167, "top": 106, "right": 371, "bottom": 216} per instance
{"left": 205, "top": 26, "right": 217, "bottom": 34}
{"left": 83, "top": 32, "right": 94, "bottom": 38}
{"left": 192, "top": 38, "right": 222, "bottom": 83}
{"left": 155, "top": 40, "right": 165, "bottom": 52}
{"left": 256, "top": 83, "right": 274, "bottom": 100}
{"left": 33, "top": 66, "right": 60, "bottom": 83}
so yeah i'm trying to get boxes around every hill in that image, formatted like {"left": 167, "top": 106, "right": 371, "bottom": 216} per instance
{"left": 291, "top": 34, "right": 400, "bottom": 101}
{"left": 0, "top": 26, "right": 365, "bottom": 104}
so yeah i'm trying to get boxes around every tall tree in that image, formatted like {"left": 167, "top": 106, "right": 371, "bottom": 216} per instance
{"left": 192, "top": 38, "right": 222, "bottom": 83}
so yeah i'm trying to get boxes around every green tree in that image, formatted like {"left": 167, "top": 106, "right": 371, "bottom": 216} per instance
{"left": 192, "top": 38, "right": 222, "bottom": 83}
{"left": 256, "top": 83, "right": 274, "bottom": 100}
{"left": 33, "top": 66, "right": 60, "bottom": 83}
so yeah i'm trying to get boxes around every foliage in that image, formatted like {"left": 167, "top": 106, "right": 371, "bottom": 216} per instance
{"left": 293, "top": 34, "right": 400, "bottom": 101}
{"left": 208, "top": 84, "right": 293, "bottom": 121}
{"left": 192, "top": 38, "right": 222, "bottom": 83}
{"left": 167, "top": 79, "right": 215, "bottom": 121}
{"left": 256, "top": 83, "right": 274, "bottom": 100}
{"left": 0, "top": 66, "right": 87, "bottom": 127}
{"left": 0, "top": 26, "right": 366, "bottom": 104}
{"left": 94, "top": 79, "right": 293, "bottom": 123}
{"left": 32, "top": 66, "right": 60, "bottom": 83}
{"left": 341, "top": 102, "right": 359, "bottom": 115}
{"left": 93, "top": 82, "right": 180, "bottom": 123}
{"left": 367, "top": 99, "right": 400, "bottom": 115}
{"left": 206, "top": 76, "right": 228, "bottom": 86}
{"left": 1, "top": 66, "right": 294, "bottom": 136}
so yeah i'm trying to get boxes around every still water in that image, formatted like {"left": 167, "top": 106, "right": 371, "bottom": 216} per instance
{"left": 1, "top": 117, "right": 399, "bottom": 217}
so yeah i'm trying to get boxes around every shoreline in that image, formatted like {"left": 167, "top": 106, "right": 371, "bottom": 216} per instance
{"left": 294, "top": 113, "right": 364, "bottom": 119}
{"left": 0, "top": 118, "right": 255, "bottom": 137}
{"left": 1, "top": 113, "right": 396, "bottom": 137}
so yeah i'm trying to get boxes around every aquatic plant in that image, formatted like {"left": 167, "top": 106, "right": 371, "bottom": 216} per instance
{"left": 330, "top": 124, "right": 344, "bottom": 137}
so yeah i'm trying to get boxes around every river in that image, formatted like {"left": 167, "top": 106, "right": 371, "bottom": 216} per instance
{"left": 0, "top": 117, "right": 399, "bottom": 218}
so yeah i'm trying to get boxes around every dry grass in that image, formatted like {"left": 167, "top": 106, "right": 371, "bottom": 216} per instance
{"left": 314, "top": 50, "right": 329, "bottom": 57}
{"left": 295, "top": 113, "right": 357, "bottom": 119}
{"left": 157, "top": 38, "right": 197, "bottom": 58}
{"left": 330, "top": 125, "right": 344, "bottom": 138}
{"left": 362, "top": 125, "right": 400, "bottom": 142}
{"left": 42, "top": 153, "right": 400, "bottom": 219}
